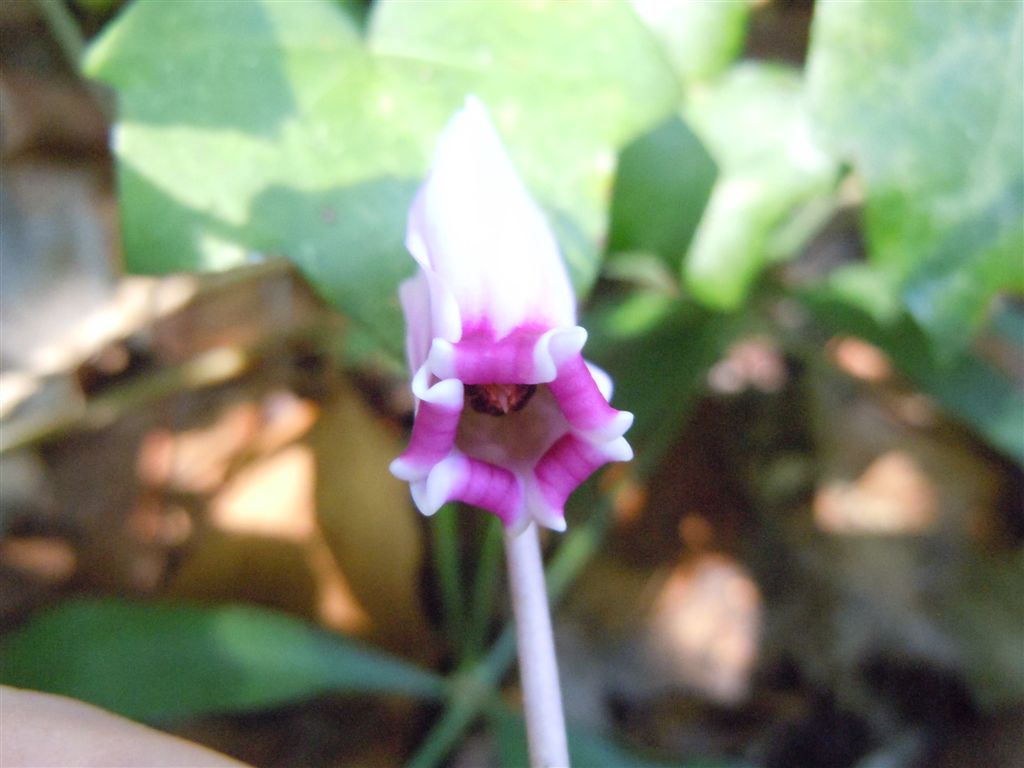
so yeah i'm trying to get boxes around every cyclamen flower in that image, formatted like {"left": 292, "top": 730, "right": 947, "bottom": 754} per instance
{"left": 389, "top": 97, "right": 633, "bottom": 532}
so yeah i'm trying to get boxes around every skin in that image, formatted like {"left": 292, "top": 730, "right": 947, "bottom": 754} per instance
{"left": 0, "top": 686, "right": 249, "bottom": 768}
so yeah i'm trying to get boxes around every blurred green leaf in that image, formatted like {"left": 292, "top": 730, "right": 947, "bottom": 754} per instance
{"left": 908, "top": 350, "right": 1024, "bottom": 466}
{"left": 801, "top": 286, "right": 1024, "bottom": 465}
{"left": 73, "top": 0, "right": 120, "bottom": 13}
{"left": 332, "top": 0, "right": 370, "bottom": 29}
{"left": 683, "top": 64, "right": 838, "bottom": 310}
{"left": 608, "top": 115, "right": 717, "bottom": 273}
{"left": 0, "top": 599, "right": 445, "bottom": 721}
{"left": 84, "top": 0, "right": 677, "bottom": 358}
{"left": 807, "top": 0, "right": 1024, "bottom": 354}
{"left": 630, "top": 0, "right": 750, "bottom": 85}
{"left": 941, "top": 550, "right": 1024, "bottom": 709}
{"left": 492, "top": 706, "right": 739, "bottom": 768}
{"left": 818, "top": 263, "right": 903, "bottom": 327}
{"left": 991, "top": 300, "right": 1024, "bottom": 348}
{"left": 584, "top": 292, "right": 740, "bottom": 475}
{"left": 491, "top": 705, "right": 531, "bottom": 768}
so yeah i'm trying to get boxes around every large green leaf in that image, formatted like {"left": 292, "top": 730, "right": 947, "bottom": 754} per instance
{"left": 807, "top": 0, "right": 1024, "bottom": 353}
{"left": 682, "top": 64, "right": 839, "bottom": 310}
{"left": 84, "top": 0, "right": 677, "bottom": 357}
{"left": 0, "top": 599, "right": 445, "bottom": 721}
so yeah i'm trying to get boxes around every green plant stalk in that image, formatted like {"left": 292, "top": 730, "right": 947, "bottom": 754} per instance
{"left": 462, "top": 516, "right": 504, "bottom": 662}
{"left": 409, "top": 490, "right": 612, "bottom": 767}
{"left": 33, "top": 0, "right": 115, "bottom": 121}
{"left": 407, "top": 633, "right": 514, "bottom": 768}
{"left": 432, "top": 505, "right": 467, "bottom": 654}
{"left": 34, "top": 0, "right": 86, "bottom": 71}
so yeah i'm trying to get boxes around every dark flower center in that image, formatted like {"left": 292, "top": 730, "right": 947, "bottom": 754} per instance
{"left": 465, "top": 383, "right": 537, "bottom": 417}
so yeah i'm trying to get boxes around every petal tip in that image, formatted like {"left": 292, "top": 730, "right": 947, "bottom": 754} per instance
{"left": 462, "top": 94, "right": 488, "bottom": 117}
{"left": 424, "top": 455, "right": 465, "bottom": 516}
{"left": 428, "top": 339, "right": 457, "bottom": 380}
{"left": 616, "top": 410, "right": 635, "bottom": 435}
{"left": 415, "top": 375, "right": 464, "bottom": 408}
{"left": 410, "top": 480, "right": 432, "bottom": 516}
{"left": 584, "top": 410, "right": 634, "bottom": 442}
{"left": 389, "top": 457, "right": 417, "bottom": 481}
{"left": 548, "top": 326, "right": 588, "bottom": 366}
{"left": 541, "top": 514, "right": 567, "bottom": 533}
{"left": 605, "top": 436, "right": 634, "bottom": 463}
{"left": 533, "top": 326, "right": 587, "bottom": 383}
{"left": 524, "top": 477, "right": 568, "bottom": 533}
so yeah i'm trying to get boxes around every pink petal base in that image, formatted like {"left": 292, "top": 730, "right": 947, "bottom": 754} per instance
{"left": 533, "top": 433, "right": 633, "bottom": 517}
{"left": 548, "top": 351, "right": 633, "bottom": 441}
{"left": 417, "top": 452, "right": 523, "bottom": 526}
{"left": 390, "top": 400, "right": 461, "bottom": 480}
{"left": 430, "top": 325, "right": 585, "bottom": 385}
{"left": 392, "top": 325, "right": 633, "bottom": 530}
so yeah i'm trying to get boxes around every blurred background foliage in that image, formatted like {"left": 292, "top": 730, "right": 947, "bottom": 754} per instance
{"left": 1, "top": 0, "right": 1021, "bottom": 766}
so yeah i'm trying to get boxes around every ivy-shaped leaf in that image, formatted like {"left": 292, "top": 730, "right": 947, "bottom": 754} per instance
{"left": 84, "top": 0, "right": 677, "bottom": 357}
{"left": 807, "top": 0, "right": 1024, "bottom": 354}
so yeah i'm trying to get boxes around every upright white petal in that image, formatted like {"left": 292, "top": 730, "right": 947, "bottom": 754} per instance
{"left": 405, "top": 96, "right": 576, "bottom": 341}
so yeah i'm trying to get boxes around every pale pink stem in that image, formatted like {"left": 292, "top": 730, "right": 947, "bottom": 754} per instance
{"left": 505, "top": 523, "right": 570, "bottom": 767}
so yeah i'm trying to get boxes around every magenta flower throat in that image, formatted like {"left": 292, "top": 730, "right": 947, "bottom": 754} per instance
{"left": 389, "top": 97, "right": 634, "bottom": 532}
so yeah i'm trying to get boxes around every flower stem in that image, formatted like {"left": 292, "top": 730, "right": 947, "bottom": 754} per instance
{"left": 504, "top": 523, "right": 570, "bottom": 768}
{"left": 408, "top": 482, "right": 610, "bottom": 767}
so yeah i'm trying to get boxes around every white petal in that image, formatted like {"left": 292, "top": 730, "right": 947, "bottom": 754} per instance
{"left": 581, "top": 410, "right": 634, "bottom": 443}
{"left": 411, "top": 364, "right": 463, "bottom": 407}
{"left": 405, "top": 96, "right": 576, "bottom": 341}
{"left": 425, "top": 454, "right": 465, "bottom": 516}
{"left": 398, "top": 272, "right": 432, "bottom": 372}
{"left": 410, "top": 479, "right": 432, "bottom": 516}
{"left": 585, "top": 361, "right": 615, "bottom": 401}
